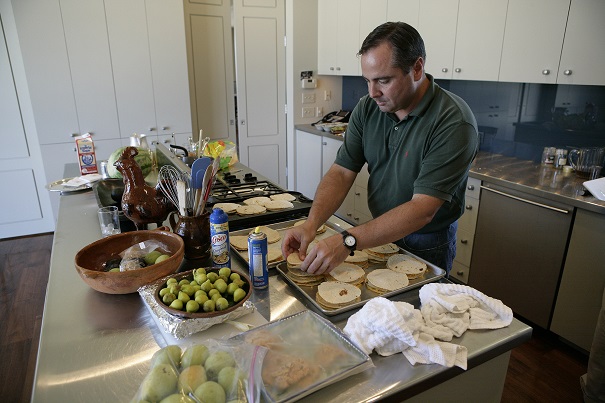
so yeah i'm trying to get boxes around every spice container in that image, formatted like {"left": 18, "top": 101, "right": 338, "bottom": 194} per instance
{"left": 554, "top": 149, "right": 568, "bottom": 169}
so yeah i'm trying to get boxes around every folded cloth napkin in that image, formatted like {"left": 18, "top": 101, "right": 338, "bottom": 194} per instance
{"left": 419, "top": 283, "right": 513, "bottom": 341}
{"left": 343, "top": 297, "right": 468, "bottom": 369}
{"left": 64, "top": 174, "right": 103, "bottom": 187}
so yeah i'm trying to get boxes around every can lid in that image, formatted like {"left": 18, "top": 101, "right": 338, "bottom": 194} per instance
{"left": 254, "top": 226, "right": 261, "bottom": 234}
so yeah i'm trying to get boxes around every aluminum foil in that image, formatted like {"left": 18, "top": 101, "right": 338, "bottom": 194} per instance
{"left": 138, "top": 282, "right": 256, "bottom": 339}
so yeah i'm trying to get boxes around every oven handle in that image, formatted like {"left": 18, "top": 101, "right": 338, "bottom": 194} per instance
{"left": 480, "top": 185, "right": 570, "bottom": 214}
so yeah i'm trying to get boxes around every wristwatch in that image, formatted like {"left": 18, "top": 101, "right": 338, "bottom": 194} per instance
{"left": 342, "top": 230, "right": 357, "bottom": 256}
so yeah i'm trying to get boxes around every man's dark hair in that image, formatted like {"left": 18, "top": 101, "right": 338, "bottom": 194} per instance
{"left": 358, "top": 22, "right": 426, "bottom": 74}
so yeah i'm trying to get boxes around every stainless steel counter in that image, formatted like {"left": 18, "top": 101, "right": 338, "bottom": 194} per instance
{"left": 295, "top": 124, "right": 605, "bottom": 215}
{"left": 32, "top": 164, "right": 531, "bottom": 402}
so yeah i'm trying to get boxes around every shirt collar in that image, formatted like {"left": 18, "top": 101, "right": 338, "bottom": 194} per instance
{"left": 387, "top": 73, "right": 436, "bottom": 123}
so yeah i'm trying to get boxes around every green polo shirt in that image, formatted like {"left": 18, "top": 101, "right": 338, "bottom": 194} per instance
{"left": 335, "top": 74, "right": 478, "bottom": 233}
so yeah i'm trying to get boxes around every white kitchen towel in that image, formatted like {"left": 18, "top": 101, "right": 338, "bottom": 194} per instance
{"left": 419, "top": 283, "right": 513, "bottom": 341}
{"left": 343, "top": 297, "right": 468, "bottom": 369}
{"left": 64, "top": 173, "right": 103, "bottom": 187}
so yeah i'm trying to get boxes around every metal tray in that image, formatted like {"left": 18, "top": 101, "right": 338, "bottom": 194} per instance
{"left": 276, "top": 252, "right": 445, "bottom": 317}
{"left": 229, "top": 217, "right": 346, "bottom": 269}
{"left": 230, "top": 310, "right": 372, "bottom": 403}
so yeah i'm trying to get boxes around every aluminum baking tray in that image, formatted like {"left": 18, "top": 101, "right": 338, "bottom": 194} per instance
{"left": 230, "top": 310, "right": 372, "bottom": 403}
{"left": 229, "top": 217, "right": 346, "bottom": 269}
{"left": 275, "top": 252, "right": 445, "bottom": 317}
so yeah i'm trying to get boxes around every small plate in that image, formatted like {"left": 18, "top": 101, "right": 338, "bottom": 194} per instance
{"left": 46, "top": 177, "right": 93, "bottom": 193}
{"left": 153, "top": 268, "right": 252, "bottom": 319}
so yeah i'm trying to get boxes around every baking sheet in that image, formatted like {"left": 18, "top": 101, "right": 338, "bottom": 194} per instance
{"left": 276, "top": 252, "right": 445, "bottom": 317}
{"left": 230, "top": 310, "right": 372, "bottom": 403}
{"left": 229, "top": 217, "right": 345, "bottom": 269}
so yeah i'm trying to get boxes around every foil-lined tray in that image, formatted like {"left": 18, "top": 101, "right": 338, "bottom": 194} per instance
{"left": 139, "top": 278, "right": 255, "bottom": 339}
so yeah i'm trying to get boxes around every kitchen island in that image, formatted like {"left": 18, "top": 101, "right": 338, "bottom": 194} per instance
{"left": 32, "top": 163, "right": 531, "bottom": 402}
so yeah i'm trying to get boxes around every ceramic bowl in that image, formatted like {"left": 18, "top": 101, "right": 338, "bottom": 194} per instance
{"left": 74, "top": 229, "right": 184, "bottom": 294}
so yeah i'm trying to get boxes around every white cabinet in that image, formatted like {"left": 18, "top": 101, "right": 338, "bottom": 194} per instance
{"left": 318, "top": 0, "right": 361, "bottom": 75}
{"left": 419, "top": 0, "right": 507, "bottom": 81}
{"left": 557, "top": 0, "right": 605, "bottom": 86}
{"left": 450, "top": 177, "right": 481, "bottom": 284}
{"left": 499, "top": 0, "right": 570, "bottom": 84}
{"left": 295, "top": 130, "right": 323, "bottom": 199}
{"left": 387, "top": 0, "right": 419, "bottom": 28}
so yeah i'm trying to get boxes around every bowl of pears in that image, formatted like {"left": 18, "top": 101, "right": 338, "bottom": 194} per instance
{"left": 154, "top": 267, "right": 252, "bottom": 319}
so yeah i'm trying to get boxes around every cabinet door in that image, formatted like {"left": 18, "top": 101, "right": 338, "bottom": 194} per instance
{"left": 499, "top": 0, "right": 570, "bottom": 84}
{"left": 317, "top": 0, "right": 339, "bottom": 74}
{"left": 12, "top": 0, "right": 79, "bottom": 145}
{"left": 105, "top": 0, "right": 157, "bottom": 137}
{"left": 419, "top": 0, "right": 458, "bottom": 79}
{"left": 359, "top": 0, "right": 386, "bottom": 47}
{"left": 146, "top": 0, "right": 192, "bottom": 136}
{"left": 336, "top": 0, "right": 361, "bottom": 76}
{"left": 557, "top": 0, "right": 605, "bottom": 86}
{"left": 453, "top": 0, "right": 507, "bottom": 81}
{"left": 60, "top": 0, "right": 119, "bottom": 141}
{"left": 321, "top": 137, "right": 342, "bottom": 176}
{"left": 387, "top": 0, "right": 420, "bottom": 28}
{"left": 295, "top": 131, "right": 322, "bottom": 199}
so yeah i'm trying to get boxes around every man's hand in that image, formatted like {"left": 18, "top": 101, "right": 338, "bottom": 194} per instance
{"left": 281, "top": 221, "right": 317, "bottom": 261}
{"left": 300, "top": 233, "right": 349, "bottom": 275}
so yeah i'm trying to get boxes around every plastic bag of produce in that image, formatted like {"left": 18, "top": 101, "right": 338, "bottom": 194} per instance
{"left": 203, "top": 140, "right": 238, "bottom": 170}
{"left": 132, "top": 339, "right": 266, "bottom": 403}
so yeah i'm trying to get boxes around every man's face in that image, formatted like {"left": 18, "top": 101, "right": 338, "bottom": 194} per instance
{"left": 361, "top": 42, "right": 422, "bottom": 119}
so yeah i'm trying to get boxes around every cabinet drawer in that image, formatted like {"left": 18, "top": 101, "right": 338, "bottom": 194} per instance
{"left": 450, "top": 260, "right": 470, "bottom": 284}
{"left": 458, "top": 196, "right": 479, "bottom": 232}
{"left": 466, "top": 177, "right": 481, "bottom": 199}
{"left": 455, "top": 227, "right": 475, "bottom": 267}
{"left": 353, "top": 185, "right": 372, "bottom": 218}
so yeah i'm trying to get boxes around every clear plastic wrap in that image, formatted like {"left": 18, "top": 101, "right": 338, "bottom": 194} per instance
{"left": 118, "top": 240, "right": 169, "bottom": 272}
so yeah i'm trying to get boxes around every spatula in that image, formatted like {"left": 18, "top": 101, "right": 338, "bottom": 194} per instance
{"left": 191, "top": 157, "right": 212, "bottom": 190}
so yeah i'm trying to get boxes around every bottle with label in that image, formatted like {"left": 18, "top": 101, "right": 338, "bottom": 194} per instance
{"left": 210, "top": 208, "right": 230, "bottom": 268}
{"left": 248, "top": 227, "right": 268, "bottom": 289}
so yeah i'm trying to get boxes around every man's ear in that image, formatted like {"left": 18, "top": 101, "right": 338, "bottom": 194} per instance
{"left": 413, "top": 57, "right": 424, "bottom": 80}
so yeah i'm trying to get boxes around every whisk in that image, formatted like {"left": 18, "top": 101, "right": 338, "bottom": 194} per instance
{"left": 158, "top": 165, "right": 183, "bottom": 213}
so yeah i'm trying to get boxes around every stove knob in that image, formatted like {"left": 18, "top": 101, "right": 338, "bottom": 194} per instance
{"left": 244, "top": 173, "right": 253, "bottom": 179}
{"left": 244, "top": 175, "right": 257, "bottom": 182}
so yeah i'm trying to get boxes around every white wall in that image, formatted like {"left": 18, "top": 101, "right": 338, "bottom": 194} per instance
{"left": 286, "top": 0, "right": 342, "bottom": 190}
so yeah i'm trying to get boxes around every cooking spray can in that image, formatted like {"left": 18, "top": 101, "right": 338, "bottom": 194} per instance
{"left": 248, "top": 227, "right": 268, "bottom": 289}
{"left": 210, "top": 208, "right": 230, "bottom": 268}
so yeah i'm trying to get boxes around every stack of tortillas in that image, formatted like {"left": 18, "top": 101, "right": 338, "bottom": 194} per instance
{"left": 285, "top": 252, "right": 324, "bottom": 286}
{"left": 212, "top": 203, "right": 241, "bottom": 214}
{"left": 265, "top": 199, "right": 294, "bottom": 211}
{"left": 236, "top": 204, "right": 266, "bottom": 215}
{"left": 344, "top": 250, "right": 369, "bottom": 269}
{"left": 293, "top": 219, "right": 327, "bottom": 234}
{"left": 248, "top": 226, "right": 281, "bottom": 244}
{"left": 326, "top": 263, "right": 365, "bottom": 287}
{"left": 230, "top": 235, "right": 249, "bottom": 251}
{"left": 386, "top": 254, "right": 428, "bottom": 279}
{"left": 270, "top": 193, "right": 296, "bottom": 202}
{"left": 366, "top": 269, "right": 409, "bottom": 294}
{"left": 244, "top": 196, "right": 272, "bottom": 206}
{"left": 364, "top": 243, "right": 400, "bottom": 263}
{"left": 316, "top": 281, "right": 362, "bottom": 309}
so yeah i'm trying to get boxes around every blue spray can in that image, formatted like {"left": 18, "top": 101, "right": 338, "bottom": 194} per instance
{"left": 210, "top": 208, "right": 230, "bottom": 268}
{"left": 248, "top": 227, "right": 268, "bottom": 289}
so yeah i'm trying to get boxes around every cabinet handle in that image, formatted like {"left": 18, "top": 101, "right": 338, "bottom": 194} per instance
{"left": 322, "top": 142, "right": 327, "bottom": 145}
{"left": 460, "top": 239, "right": 468, "bottom": 244}
{"left": 467, "top": 184, "right": 474, "bottom": 191}
{"left": 330, "top": 67, "right": 335, "bottom": 71}
{"left": 441, "top": 67, "right": 448, "bottom": 73}
{"left": 454, "top": 67, "right": 461, "bottom": 73}
{"left": 457, "top": 270, "right": 464, "bottom": 275}
{"left": 542, "top": 69, "right": 550, "bottom": 75}
{"left": 240, "top": 120, "right": 246, "bottom": 125}
{"left": 355, "top": 192, "right": 361, "bottom": 196}
{"left": 564, "top": 69, "right": 572, "bottom": 76}
{"left": 354, "top": 217, "right": 359, "bottom": 221}
{"left": 230, "top": 119, "right": 235, "bottom": 125}
{"left": 465, "top": 205, "right": 472, "bottom": 210}
{"left": 71, "top": 133, "right": 79, "bottom": 137}
{"left": 346, "top": 213, "right": 352, "bottom": 217}
{"left": 149, "top": 127, "right": 156, "bottom": 131}
{"left": 162, "top": 126, "right": 169, "bottom": 131}
{"left": 480, "top": 185, "right": 570, "bottom": 214}
{"left": 336, "top": 67, "right": 341, "bottom": 71}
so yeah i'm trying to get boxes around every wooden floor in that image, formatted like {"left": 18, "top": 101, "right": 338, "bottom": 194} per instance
{"left": 0, "top": 233, "right": 590, "bottom": 403}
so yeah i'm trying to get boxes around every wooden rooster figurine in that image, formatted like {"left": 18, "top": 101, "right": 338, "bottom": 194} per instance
{"left": 114, "top": 146, "right": 174, "bottom": 230}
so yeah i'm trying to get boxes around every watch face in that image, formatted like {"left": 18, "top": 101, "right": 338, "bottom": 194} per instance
{"left": 344, "top": 235, "right": 356, "bottom": 247}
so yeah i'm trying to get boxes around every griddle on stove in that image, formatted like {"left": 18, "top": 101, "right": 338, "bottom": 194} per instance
{"left": 155, "top": 143, "right": 313, "bottom": 231}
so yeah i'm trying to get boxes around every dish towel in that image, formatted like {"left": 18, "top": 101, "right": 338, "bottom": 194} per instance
{"left": 419, "top": 283, "right": 514, "bottom": 341}
{"left": 343, "top": 297, "right": 468, "bottom": 369}
{"left": 64, "top": 174, "right": 103, "bottom": 187}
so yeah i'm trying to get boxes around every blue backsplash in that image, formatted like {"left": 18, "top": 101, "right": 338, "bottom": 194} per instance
{"left": 341, "top": 76, "right": 605, "bottom": 163}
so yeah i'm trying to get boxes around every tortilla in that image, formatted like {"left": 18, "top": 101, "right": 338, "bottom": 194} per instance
{"left": 316, "top": 281, "right": 362, "bottom": 309}
{"left": 249, "top": 226, "right": 281, "bottom": 244}
{"left": 366, "top": 269, "right": 409, "bottom": 294}
{"left": 365, "top": 243, "right": 400, "bottom": 262}
{"left": 293, "top": 220, "right": 327, "bottom": 234}
{"left": 270, "top": 193, "right": 296, "bottom": 202}
{"left": 265, "top": 200, "right": 294, "bottom": 211}
{"left": 230, "top": 235, "right": 249, "bottom": 251}
{"left": 344, "top": 250, "right": 369, "bottom": 269}
{"left": 212, "top": 202, "right": 240, "bottom": 214}
{"left": 243, "top": 196, "right": 272, "bottom": 206}
{"left": 386, "top": 254, "right": 428, "bottom": 279}
{"left": 326, "top": 263, "right": 365, "bottom": 287}
{"left": 236, "top": 204, "right": 266, "bottom": 215}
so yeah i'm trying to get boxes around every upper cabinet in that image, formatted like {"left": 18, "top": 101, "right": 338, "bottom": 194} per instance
{"left": 499, "top": 0, "right": 570, "bottom": 84}
{"left": 318, "top": 0, "right": 361, "bottom": 75}
{"left": 557, "top": 0, "right": 605, "bottom": 86}
{"left": 420, "top": 0, "right": 507, "bottom": 81}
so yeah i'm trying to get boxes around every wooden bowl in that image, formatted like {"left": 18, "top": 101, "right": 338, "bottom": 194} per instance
{"left": 74, "top": 229, "right": 184, "bottom": 294}
{"left": 153, "top": 268, "right": 252, "bottom": 319}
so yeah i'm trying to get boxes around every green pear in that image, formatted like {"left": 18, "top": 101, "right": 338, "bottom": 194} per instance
{"left": 178, "top": 365, "right": 207, "bottom": 394}
{"left": 217, "top": 367, "right": 241, "bottom": 396}
{"left": 204, "top": 351, "right": 236, "bottom": 379}
{"left": 159, "top": 394, "right": 196, "bottom": 403}
{"left": 181, "top": 344, "right": 210, "bottom": 368}
{"left": 139, "top": 363, "right": 178, "bottom": 402}
{"left": 193, "top": 381, "right": 226, "bottom": 403}
{"left": 151, "top": 345, "right": 182, "bottom": 368}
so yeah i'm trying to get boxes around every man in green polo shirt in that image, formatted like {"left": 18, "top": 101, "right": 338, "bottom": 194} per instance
{"left": 282, "top": 22, "right": 478, "bottom": 276}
